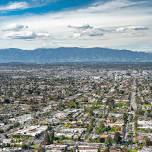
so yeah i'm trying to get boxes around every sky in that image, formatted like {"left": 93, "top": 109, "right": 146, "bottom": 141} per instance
{"left": 0, "top": 0, "right": 151, "bottom": 52}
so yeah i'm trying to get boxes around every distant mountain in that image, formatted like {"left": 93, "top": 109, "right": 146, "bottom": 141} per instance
{"left": 0, "top": 47, "right": 151, "bottom": 63}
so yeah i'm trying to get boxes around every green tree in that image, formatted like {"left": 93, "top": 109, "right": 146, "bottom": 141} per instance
{"left": 105, "top": 135, "right": 112, "bottom": 148}
{"left": 87, "top": 118, "right": 94, "bottom": 133}
{"left": 37, "top": 144, "right": 45, "bottom": 152}
{"left": 145, "top": 137, "right": 152, "bottom": 146}
{"left": 96, "top": 122, "right": 105, "bottom": 134}
{"left": 44, "top": 131, "right": 54, "bottom": 145}
{"left": 123, "top": 113, "right": 128, "bottom": 124}
{"left": 114, "top": 132, "right": 122, "bottom": 144}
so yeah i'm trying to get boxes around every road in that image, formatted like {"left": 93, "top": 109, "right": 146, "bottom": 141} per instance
{"left": 130, "top": 79, "right": 137, "bottom": 112}
{"left": 124, "top": 78, "right": 138, "bottom": 143}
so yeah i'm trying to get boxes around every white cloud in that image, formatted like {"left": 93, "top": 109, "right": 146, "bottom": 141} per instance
{"left": 2, "top": 23, "right": 50, "bottom": 40}
{"left": 3, "top": 31, "right": 36, "bottom": 39}
{"left": 3, "top": 30, "right": 50, "bottom": 40}
{"left": 116, "top": 26, "right": 149, "bottom": 32}
{"left": 68, "top": 25, "right": 105, "bottom": 38}
{"left": 82, "top": 0, "right": 150, "bottom": 14}
{"left": 0, "top": 0, "right": 61, "bottom": 12}
{"left": 68, "top": 24, "right": 93, "bottom": 30}
{"left": 88, "top": 0, "right": 133, "bottom": 12}
{"left": 3, "top": 24, "right": 28, "bottom": 31}
{"left": 0, "top": 2, "right": 29, "bottom": 12}
{"left": 68, "top": 24, "right": 149, "bottom": 38}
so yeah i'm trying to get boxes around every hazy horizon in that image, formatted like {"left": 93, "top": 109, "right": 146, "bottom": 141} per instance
{"left": 0, "top": 47, "right": 151, "bottom": 53}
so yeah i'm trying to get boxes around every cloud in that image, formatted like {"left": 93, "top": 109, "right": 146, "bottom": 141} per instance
{"left": 68, "top": 24, "right": 149, "bottom": 38}
{"left": 2, "top": 23, "right": 50, "bottom": 40}
{"left": 116, "top": 25, "right": 149, "bottom": 32}
{"left": 3, "top": 31, "right": 50, "bottom": 40}
{"left": 81, "top": 28, "right": 104, "bottom": 37}
{"left": 4, "top": 31, "right": 37, "bottom": 40}
{"left": 0, "top": 0, "right": 61, "bottom": 12}
{"left": 3, "top": 24, "right": 28, "bottom": 31}
{"left": 90, "top": 0, "right": 133, "bottom": 11}
{"left": 68, "top": 24, "right": 93, "bottom": 30}
{"left": 84, "top": 0, "right": 150, "bottom": 13}
{"left": 68, "top": 24, "right": 105, "bottom": 38}
{"left": 30, "top": 0, "right": 59, "bottom": 6}
{"left": 0, "top": 2, "right": 29, "bottom": 12}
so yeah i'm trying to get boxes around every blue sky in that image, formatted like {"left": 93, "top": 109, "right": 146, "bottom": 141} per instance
{"left": 0, "top": 0, "right": 151, "bottom": 51}
{"left": 0, "top": 0, "right": 95, "bottom": 15}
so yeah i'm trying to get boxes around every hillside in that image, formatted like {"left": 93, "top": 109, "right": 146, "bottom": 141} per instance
{"left": 0, "top": 47, "right": 151, "bottom": 63}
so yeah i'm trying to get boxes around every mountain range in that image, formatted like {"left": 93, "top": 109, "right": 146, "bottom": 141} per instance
{"left": 0, "top": 47, "right": 151, "bottom": 63}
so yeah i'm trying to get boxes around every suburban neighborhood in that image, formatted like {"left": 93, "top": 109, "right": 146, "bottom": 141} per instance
{"left": 0, "top": 63, "right": 151, "bottom": 152}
